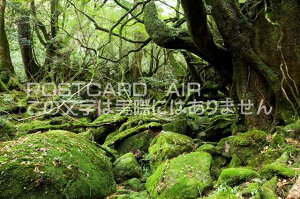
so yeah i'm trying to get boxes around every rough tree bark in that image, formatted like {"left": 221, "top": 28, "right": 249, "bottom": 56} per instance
{"left": 144, "top": 0, "right": 300, "bottom": 130}
{"left": 0, "top": 0, "right": 14, "bottom": 85}
{"left": 17, "top": 12, "right": 40, "bottom": 81}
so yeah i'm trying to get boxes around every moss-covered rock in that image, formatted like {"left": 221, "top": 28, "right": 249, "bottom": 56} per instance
{"left": 217, "top": 168, "right": 259, "bottom": 186}
{"left": 260, "top": 162, "right": 296, "bottom": 179}
{"left": 211, "top": 155, "right": 229, "bottom": 179}
{"left": 17, "top": 117, "right": 90, "bottom": 136}
{"left": 92, "top": 113, "right": 127, "bottom": 125}
{"left": 148, "top": 131, "right": 194, "bottom": 169}
{"left": 196, "top": 143, "right": 217, "bottom": 154}
{"left": 260, "top": 177, "right": 278, "bottom": 199}
{"left": 198, "top": 114, "right": 234, "bottom": 141}
{"left": 216, "top": 136, "right": 236, "bottom": 158}
{"left": 202, "top": 186, "right": 237, "bottom": 199}
{"left": 238, "top": 182, "right": 261, "bottom": 198}
{"left": 146, "top": 152, "right": 213, "bottom": 199}
{"left": 104, "top": 122, "right": 162, "bottom": 147}
{"left": 122, "top": 178, "right": 145, "bottom": 192}
{"left": 228, "top": 154, "right": 243, "bottom": 168}
{"left": 0, "top": 118, "right": 15, "bottom": 141}
{"left": 116, "top": 190, "right": 150, "bottom": 199}
{"left": 0, "top": 130, "right": 116, "bottom": 199}
{"left": 113, "top": 153, "right": 142, "bottom": 182}
{"left": 0, "top": 91, "right": 28, "bottom": 113}
{"left": 115, "top": 130, "right": 158, "bottom": 154}
{"left": 281, "top": 119, "right": 300, "bottom": 139}
{"left": 162, "top": 118, "right": 188, "bottom": 135}
{"left": 232, "top": 130, "right": 268, "bottom": 165}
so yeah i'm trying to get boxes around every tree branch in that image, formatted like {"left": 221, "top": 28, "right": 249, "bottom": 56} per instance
{"left": 144, "top": 1, "right": 200, "bottom": 56}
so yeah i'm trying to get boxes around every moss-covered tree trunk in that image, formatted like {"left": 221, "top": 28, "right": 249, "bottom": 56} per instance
{"left": 144, "top": 0, "right": 300, "bottom": 130}
{"left": 0, "top": 0, "right": 14, "bottom": 85}
{"left": 17, "top": 12, "right": 40, "bottom": 81}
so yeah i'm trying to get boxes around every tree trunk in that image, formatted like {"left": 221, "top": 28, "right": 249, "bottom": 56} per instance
{"left": 206, "top": 0, "right": 300, "bottom": 129}
{"left": 0, "top": 0, "right": 14, "bottom": 84}
{"left": 144, "top": 0, "right": 300, "bottom": 130}
{"left": 17, "top": 13, "right": 40, "bottom": 81}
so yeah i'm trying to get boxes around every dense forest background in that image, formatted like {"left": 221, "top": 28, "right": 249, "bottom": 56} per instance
{"left": 0, "top": 0, "right": 300, "bottom": 198}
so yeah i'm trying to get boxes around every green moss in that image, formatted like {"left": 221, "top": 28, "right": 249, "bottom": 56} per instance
{"left": 146, "top": 152, "right": 213, "bottom": 199}
{"left": 232, "top": 130, "right": 268, "bottom": 165}
{"left": 211, "top": 155, "right": 229, "bottom": 179}
{"left": 148, "top": 131, "right": 194, "bottom": 169}
{"left": 229, "top": 154, "right": 243, "bottom": 168}
{"left": 116, "top": 190, "right": 150, "bottom": 199}
{"left": 115, "top": 130, "right": 157, "bottom": 154}
{"left": 122, "top": 178, "right": 145, "bottom": 192}
{"left": 0, "top": 91, "right": 28, "bottom": 113}
{"left": 270, "top": 133, "right": 286, "bottom": 148}
{"left": 92, "top": 113, "right": 127, "bottom": 125}
{"left": 104, "top": 122, "right": 162, "bottom": 147}
{"left": 119, "top": 115, "right": 164, "bottom": 132}
{"left": 196, "top": 143, "right": 216, "bottom": 154}
{"left": 202, "top": 186, "right": 237, "bottom": 199}
{"left": 162, "top": 118, "right": 188, "bottom": 135}
{"left": 282, "top": 119, "right": 300, "bottom": 139}
{"left": 113, "top": 153, "right": 142, "bottom": 182}
{"left": 239, "top": 183, "right": 260, "bottom": 198}
{"left": 259, "top": 177, "right": 278, "bottom": 199}
{"left": 216, "top": 136, "right": 236, "bottom": 158}
{"left": 217, "top": 168, "right": 259, "bottom": 186}
{"left": 260, "top": 162, "right": 296, "bottom": 179}
{"left": 0, "top": 130, "right": 116, "bottom": 199}
{"left": 17, "top": 117, "right": 90, "bottom": 136}
{"left": 0, "top": 118, "right": 15, "bottom": 141}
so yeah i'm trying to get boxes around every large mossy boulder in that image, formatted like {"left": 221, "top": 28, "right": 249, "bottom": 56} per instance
{"left": 113, "top": 153, "right": 142, "bottom": 182}
{"left": 216, "top": 130, "right": 268, "bottom": 165}
{"left": 217, "top": 168, "right": 259, "bottom": 186}
{"left": 0, "top": 130, "right": 116, "bottom": 199}
{"left": 146, "top": 152, "right": 213, "bottom": 199}
{"left": 148, "top": 131, "right": 194, "bottom": 168}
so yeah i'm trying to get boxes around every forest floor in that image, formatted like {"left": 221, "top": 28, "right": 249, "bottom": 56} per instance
{"left": 0, "top": 90, "right": 300, "bottom": 199}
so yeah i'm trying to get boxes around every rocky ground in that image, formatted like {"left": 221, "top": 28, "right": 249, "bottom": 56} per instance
{"left": 0, "top": 91, "right": 300, "bottom": 199}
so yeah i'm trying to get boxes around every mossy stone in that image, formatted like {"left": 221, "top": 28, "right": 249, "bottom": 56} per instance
{"left": 116, "top": 190, "right": 150, "bottom": 199}
{"left": 216, "top": 136, "right": 236, "bottom": 158}
{"left": 115, "top": 130, "right": 158, "bottom": 154}
{"left": 146, "top": 152, "right": 213, "bottom": 199}
{"left": 260, "top": 162, "right": 296, "bottom": 179}
{"left": 0, "top": 130, "right": 116, "bottom": 199}
{"left": 122, "top": 178, "right": 145, "bottom": 192}
{"left": 217, "top": 168, "right": 259, "bottom": 186}
{"left": 232, "top": 130, "right": 268, "bottom": 165}
{"left": 282, "top": 119, "right": 300, "bottom": 139}
{"left": 113, "top": 153, "right": 142, "bottom": 182}
{"left": 211, "top": 155, "right": 229, "bottom": 179}
{"left": 148, "top": 131, "right": 194, "bottom": 169}
{"left": 0, "top": 118, "right": 15, "bottom": 141}
{"left": 202, "top": 187, "right": 237, "bottom": 199}
{"left": 196, "top": 143, "right": 217, "bottom": 154}
{"left": 239, "top": 182, "right": 260, "bottom": 198}
{"left": 259, "top": 177, "right": 278, "bottom": 199}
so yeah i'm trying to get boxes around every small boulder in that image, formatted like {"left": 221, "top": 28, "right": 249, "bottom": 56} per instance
{"left": 148, "top": 131, "right": 194, "bottom": 168}
{"left": 113, "top": 153, "right": 142, "bottom": 182}
{"left": 146, "top": 152, "right": 213, "bottom": 199}
{"left": 122, "top": 178, "right": 145, "bottom": 192}
{"left": 217, "top": 168, "right": 259, "bottom": 186}
{"left": 260, "top": 162, "right": 296, "bottom": 179}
